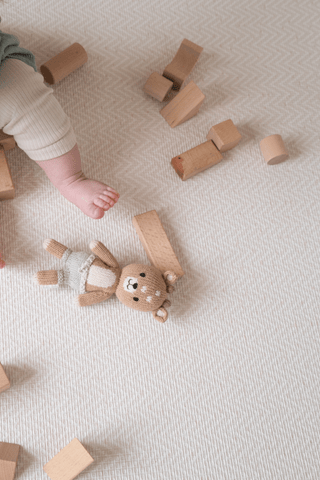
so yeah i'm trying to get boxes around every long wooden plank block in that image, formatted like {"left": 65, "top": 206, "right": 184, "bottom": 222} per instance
{"left": 133, "top": 210, "right": 184, "bottom": 278}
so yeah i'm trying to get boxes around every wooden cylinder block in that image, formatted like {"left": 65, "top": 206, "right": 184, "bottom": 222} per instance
{"left": 40, "top": 43, "right": 88, "bottom": 85}
{"left": 260, "top": 134, "right": 289, "bottom": 165}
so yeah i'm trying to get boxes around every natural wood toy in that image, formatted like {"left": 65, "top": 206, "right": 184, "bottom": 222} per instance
{"left": 0, "top": 363, "right": 10, "bottom": 393}
{"left": 133, "top": 210, "right": 184, "bottom": 278}
{"left": 0, "top": 442, "right": 20, "bottom": 480}
{"left": 260, "top": 134, "right": 289, "bottom": 165}
{"left": 143, "top": 72, "right": 173, "bottom": 101}
{"left": 40, "top": 43, "right": 88, "bottom": 85}
{"left": 0, "top": 130, "right": 16, "bottom": 201}
{"left": 163, "top": 39, "right": 204, "bottom": 91}
{"left": 0, "top": 253, "right": 5, "bottom": 269}
{"left": 160, "top": 80, "right": 205, "bottom": 128}
{"left": 43, "top": 438, "right": 93, "bottom": 480}
{"left": 34, "top": 238, "right": 178, "bottom": 322}
{"left": 206, "top": 119, "right": 242, "bottom": 152}
{"left": 171, "top": 140, "right": 223, "bottom": 181}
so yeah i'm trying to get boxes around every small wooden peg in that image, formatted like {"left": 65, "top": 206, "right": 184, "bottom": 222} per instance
{"left": 143, "top": 72, "right": 173, "bottom": 101}
{"left": 43, "top": 438, "right": 94, "bottom": 480}
{"left": 171, "top": 140, "right": 223, "bottom": 181}
{"left": 206, "top": 119, "right": 242, "bottom": 152}
{"left": 0, "top": 364, "right": 10, "bottom": 393}
{"left": 160, "top": 80, "right": 205, "bottom": 128}
{"left": 40, "top": 43, "right": 88, "bottom": 85}
{"left": 163, "top": 38, "right": 203, "bottom": 91}
{"left": 0, "top": 442, "right": 20, "bottom": 480}
{"left": 259, "top": 134, "right": 289, "bottom": 165}
{"left": 133, "top": 210, "right": 184, "bottom": 279}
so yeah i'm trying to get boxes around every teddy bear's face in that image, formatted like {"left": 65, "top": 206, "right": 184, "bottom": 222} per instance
{"left": 115, "top": 264, "right": 167, "bottom": 312}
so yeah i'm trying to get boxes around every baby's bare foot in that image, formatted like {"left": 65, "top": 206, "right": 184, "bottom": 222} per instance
{"left": 59, "top": 174, "right": 120, "bottom": 219}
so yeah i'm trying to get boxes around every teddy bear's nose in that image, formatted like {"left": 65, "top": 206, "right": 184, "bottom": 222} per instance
{"left": 133, "top": 283, "right": 138, "bottom": 290}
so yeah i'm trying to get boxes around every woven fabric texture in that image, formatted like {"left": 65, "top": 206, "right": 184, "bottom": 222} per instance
{"left": 0, "top": 0, "right": 320, "bottom": 478}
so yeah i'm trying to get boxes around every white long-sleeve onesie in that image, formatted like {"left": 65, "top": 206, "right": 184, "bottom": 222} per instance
{"left": 0, "top": 57, "right": 77, "bottom": 161}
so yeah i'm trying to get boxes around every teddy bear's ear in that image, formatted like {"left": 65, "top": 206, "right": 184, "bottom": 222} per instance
{"left": 152, "top": 307, "right": 168, "bottom": 323}
{"left": 163, "top": 270, "right": 178, "bottom": 286}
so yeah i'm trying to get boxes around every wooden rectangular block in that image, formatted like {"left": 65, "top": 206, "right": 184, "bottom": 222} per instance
{"left": 0, "top": 442, "right": 20, "bottom": 480}
{"left": 163, "top": 38, "right": 203, "bottom": 91}
{"left": 133, "top": 210, "right": 184, "bottom": 278}
{"left": 0, "top": 364, "right": 10, "bottom": 394}
{"left": 0, "top": 147, "right": 15, "bottom": 200}
{"left": 206, "top": 119, "right": 242, "bottom": 152}
{"left": 143, "top": 72, "right": 173, "bottom": 101}
{"left": 43, "top": 438, "right": 94, "bottom": 480}
{"left": 171, "top": 140, "right": 223, "bottom": 181}
{"left": 0, "top": 130, "right": 16, "bottom": 151}
{"left": 160, "top": 80, "right": 205, "bottom": 128}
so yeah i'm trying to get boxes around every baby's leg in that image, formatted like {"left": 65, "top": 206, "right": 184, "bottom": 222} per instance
{"left": 36, "top": 144, "right": 119, "bottom": 219}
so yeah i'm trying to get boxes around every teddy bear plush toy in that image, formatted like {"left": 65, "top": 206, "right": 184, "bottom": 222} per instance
{"left": 34, "top": 239, "right": 178, "bottom": 323}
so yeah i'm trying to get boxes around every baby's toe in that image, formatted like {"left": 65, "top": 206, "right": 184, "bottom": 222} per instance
{"left": 93, "top": 197, "right": 111, "bottom": 210}
{"left": 87, "top": 204, "right": 105, "bottom": 219}
{"left": 103, "top": 190, "right": 119, "bottom": 201}
{"left": 99, "top": 194, "right": 115, "bottom": 207}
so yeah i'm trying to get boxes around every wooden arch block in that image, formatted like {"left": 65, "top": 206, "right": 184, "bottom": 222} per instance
{"left": 160, "top": 81, "right": 205, "bottom": 128}
{"left": 43, "top": 438, "right": 94, "bottom": 480}
{"left": 0, "top": 442, "right": 20, "bottom": 480}
{"left": 133, "top": 210, "right": 184, "bottom": 279}
{"left": 143, "top": 72, "right": 173, "bottom": 101}
{"left": 171, "top": 140, "right": 223, "bottom": 181}
{"left": 259, "top": 134, "right": 289, "bottom": 165}
{"left": 0, "top": 364, "right": 10, "bottom": 393}
{"left": 206, "top": 119, "right": 242, "bottom": 152}
{"left": 40, "top": 43, "right": 88, "bottom": 85}
{"left": 163, "top": 39, "right": 203, "bottom": 91}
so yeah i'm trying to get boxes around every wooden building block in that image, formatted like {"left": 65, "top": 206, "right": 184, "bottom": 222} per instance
{"left": 259, "top": 134, "right": 289, "bottom": 165}
{"left": 0, "top": 442, "right": 20, "bottom": 480}
{"left": 0, "top": 147, "right": 15, "bottom": 200}
{"left": 171, "top": 140, "right": 223, "bottom": 181}
{"left": 163, "top": 38, "right": 203, "bottom": 91}
{"left": 43, "top": 438, "right": 93, "bottom": 480}
{"left": 160, "top": 80, "right": 205, "bottom": 128}
{"left": 0, "top": 364, "right": 10, "bottom": 393}
{"left": 40, "top": 43, "right": 88, "bottom": 85}
{"left": 206, "top": 119, "right": 242, "bottom": 152}
{"left": 133, "top": 210, "right": 184, "bottom": 278}
{"left": 0, "top": 130, "right": 16, "bottom": 152}
{"left": 143, "top": 72, "right": 173, "bottom": 101}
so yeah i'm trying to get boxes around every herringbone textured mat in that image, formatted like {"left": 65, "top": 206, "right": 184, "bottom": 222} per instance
{"left": 0, "top": 0, "right": 320, "bottom": 478}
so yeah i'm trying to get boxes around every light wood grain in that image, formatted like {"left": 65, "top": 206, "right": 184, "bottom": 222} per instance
{"left": 0, "top": 364, "right": 10, "bottom": 394}
{"left": 0, "top": 442, "right": 20, "bottom": 480}
{"left": 143, "top": 72, "right": 173, "bottom": 101}
{"left": 40, "top": 43, "right": 88, "bottom": 85}
{"left": 43, "top": 438, "right": 94, "bottom": 480}
{"left": 163, "top": 38, "right": 203, "bottom": 91}
{"left": 259, "top": 134, "right": 289, "bottom": 165}
{"left": 160, "top": 80, "right": 205, "bottom": 128}
{"left": 133, "top": 210, "right": 184, "bottom": 278}
{"left": 0, "top": 147, "right": 15, "bottom": 200}
{"left": 171, "top": 140, "right": 223, "bottom": 180}
{"left": 206, "top": 119, "right": 242, "bottom": 152}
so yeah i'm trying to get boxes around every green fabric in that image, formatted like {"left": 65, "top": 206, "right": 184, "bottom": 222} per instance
{"left": 0, "top": 29, "right": 37, "bottom": 72}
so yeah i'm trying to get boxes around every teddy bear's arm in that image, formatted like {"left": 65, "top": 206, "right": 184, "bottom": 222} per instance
{"left": 77, "top": 290, "right": 112, "bottom": 307}
{"left": 89, "top": 241, "right": 119, "bottom": 268}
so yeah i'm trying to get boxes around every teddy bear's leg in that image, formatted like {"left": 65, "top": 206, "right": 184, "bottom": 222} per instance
{"left": 43, "top": 239, "right": 68, "bottom": 259}
{"left": 34, "top": 269, "right": 63, "bottom": 286}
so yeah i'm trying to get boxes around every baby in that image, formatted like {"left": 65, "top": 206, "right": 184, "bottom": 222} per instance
{"left": 0, "top": 27, "right": 119, "bottom": 220}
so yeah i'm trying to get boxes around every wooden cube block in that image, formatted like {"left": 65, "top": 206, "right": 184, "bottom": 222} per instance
{"left": 0, "top": 442, "right": 20, "bottom": 480}
{"left": 163, "top": 38, "right": 203, "bottom": 91}
{"left": 43, "top": 438, "right": 94, "bottom": 480}
{"left": 206, "top": 119, "right": 242, "bottom": 152}
{"left": 260, "top": 134, "right": 289, "bottom": 165}
{"left": 0, "top": 147, "right": 15, "bottom": 200}
{"left": 160, "top": 80, "right": 205, "bottom": 128}
{"left": 171, "top": 140, "right": 223, "bottom": 181}
{"left": 133, "top": 210, "right": 184, "bottom": 279}
{"left": 0, "top": 364, "right": 10, "bottom": 394}
{"left": 143, "top": 72, "right": 173, "bottom": 101}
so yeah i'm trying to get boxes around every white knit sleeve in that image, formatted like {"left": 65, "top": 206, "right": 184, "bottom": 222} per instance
{"left": 0, "top": 58, "right": 77, "bottom": 160}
